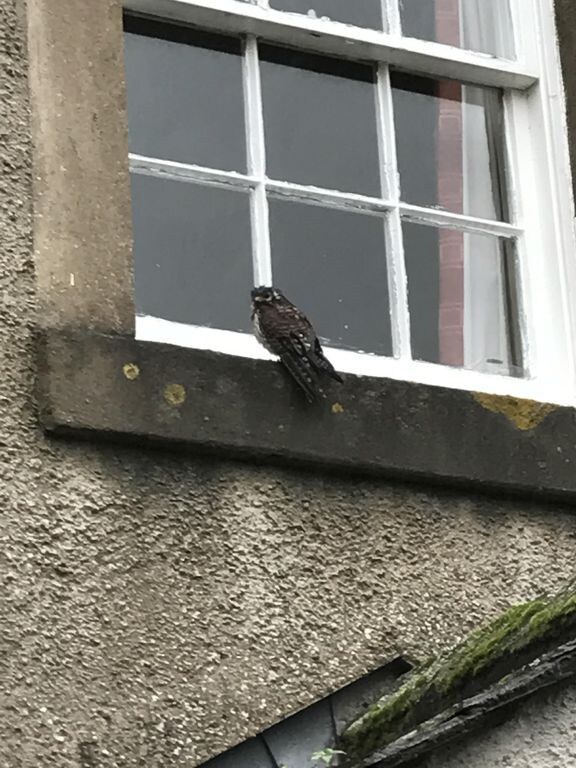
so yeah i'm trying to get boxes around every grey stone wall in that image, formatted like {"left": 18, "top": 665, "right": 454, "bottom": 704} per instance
{"left": 2, "top": 0, "right": 576, "bottom": 766}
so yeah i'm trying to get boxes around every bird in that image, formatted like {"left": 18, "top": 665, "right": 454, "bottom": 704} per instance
{"left": 251, "top": 286, "right": 343, "bottom": 402}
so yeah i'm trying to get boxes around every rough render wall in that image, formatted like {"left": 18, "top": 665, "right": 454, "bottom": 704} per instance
{"left": 1, "top": 0, "right": 576, "bottom": 766}
{"left": 423, "top": 683, "right": 576, "bottom": 768}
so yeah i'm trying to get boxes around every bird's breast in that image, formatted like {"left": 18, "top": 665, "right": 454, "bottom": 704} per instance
{"left": 252, "top": 310, "right": 277, "bottom": 355}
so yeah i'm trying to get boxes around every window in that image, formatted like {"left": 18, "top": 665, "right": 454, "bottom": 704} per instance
{"left": 123, "top": 0, "right": 576, "bottom": 406}
{"left": 27, "top": 0, "right": 576, "bottom": 506}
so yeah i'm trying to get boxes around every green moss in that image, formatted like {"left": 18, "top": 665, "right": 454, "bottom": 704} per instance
{"left": 341, "top": 579, "right": 576, "bottom": 761}
{"left": 435, "top": 600, "right": 546, "bottom": 693}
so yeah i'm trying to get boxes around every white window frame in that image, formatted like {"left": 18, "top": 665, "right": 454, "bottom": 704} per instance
{"left": 125, "top": 0, "right": 576, "bottom": 406}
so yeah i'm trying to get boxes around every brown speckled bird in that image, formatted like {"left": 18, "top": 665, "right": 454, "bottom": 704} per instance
{"left": 251, "top": 286, "right": 343, "bottom": 402}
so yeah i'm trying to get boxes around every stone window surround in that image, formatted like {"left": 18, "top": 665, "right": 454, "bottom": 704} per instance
{"left": 27, "top": 0, "right": 576, "bottom": 501}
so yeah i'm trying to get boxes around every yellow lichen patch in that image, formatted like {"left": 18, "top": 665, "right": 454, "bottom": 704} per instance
{"left": 164, "top": 383, "right": 186, "bottom": 407}
{"left": 122, "top": 363, "right": 140, "bottom": 381}
{"left": 331, "top": 402, "right": 345, "bottom": 414}
{"left": 472, "top": 393, "right": 556, "bottom": 431}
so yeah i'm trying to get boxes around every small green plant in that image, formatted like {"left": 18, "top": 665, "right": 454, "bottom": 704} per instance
{"left": 279, "top": 746, "right": 348, "bottom": 768}
{"left": 311, "top": 748, "right": 347, "bottom": 766}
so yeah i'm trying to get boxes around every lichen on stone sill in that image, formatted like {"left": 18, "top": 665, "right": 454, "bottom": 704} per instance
{"left": 341, "top": 578, "right": 576, "bottom": 761}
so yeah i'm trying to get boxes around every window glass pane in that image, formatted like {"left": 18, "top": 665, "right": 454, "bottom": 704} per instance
{"left": 260, "top": 47, "right": 380, "bottom": 196}
{"left": 202, "top": 738, "right": 273, "bottom": 768}
{"left": 269, "top": 0, "right": 383, "bottom": 30}
{"left": 269, "top": 199, "right": 392, "bottom": 355}
{"left": 124, "top": 23, "right": 245, "bottom": 171}
{"left": 264, "top": 699, "right": 334, "bottom": 767}
{"left": 132, "top": 174, "right": 253, "bottom": 333}
{"left": 392, "top": 74, "right": 508, "bottom": 221}
{"left": 400, "top": 0, "right": 514, "bottom": 58}
{"left": 403, "top": 222, "right": 522, "bottom": 376}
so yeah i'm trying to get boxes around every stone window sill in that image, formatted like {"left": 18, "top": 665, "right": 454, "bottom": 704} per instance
{"left": 37, "top": 329, "right": 576, "bottom": 501}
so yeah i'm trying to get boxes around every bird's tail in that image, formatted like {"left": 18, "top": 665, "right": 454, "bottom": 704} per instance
{"left": 279, "top": 342, "right": 324, "bottom": 403}
{"left": 311, "top": 339, "right": 344, "bottom": 383}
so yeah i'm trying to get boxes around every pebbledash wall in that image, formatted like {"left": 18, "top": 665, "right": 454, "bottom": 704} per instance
{"left": 2, "top": 0, "right": 576, "bottom": 766}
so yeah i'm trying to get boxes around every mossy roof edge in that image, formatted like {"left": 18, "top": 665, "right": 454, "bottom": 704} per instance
{"left": 340, "top": 578, "right": 576, "bottom": 761}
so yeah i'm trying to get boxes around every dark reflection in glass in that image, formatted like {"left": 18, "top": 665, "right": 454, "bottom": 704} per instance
{"left": 403, "top": 221, "right": 522, "bottom": 376}
{"left": 123, "top": 21, "right": 245, "bottom": 170}
{"left": 270, "top": 0, "right": 383, "bottom": 30}
{"left": 392, "top": 73, "right": 508, "bottom": 221}
{"left": 132, "top": 174, "right": 253, "bottom": 332}
{"left": 400, "top": 0, "right": 514, "bottom": 58}
{"left": 260, "top": 46, "right": 380, "bottom": 195}
{"left": 269, "top": 199, "right": 392, "bottom": 355}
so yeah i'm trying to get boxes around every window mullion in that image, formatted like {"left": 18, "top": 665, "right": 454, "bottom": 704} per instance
{"left": 398, "top": 204, "right": 522, "bottom": 239}
{"left": 244, "top": 35, "right": 272, "bottom": 287}
{"left": 376, "top": 63, "right": 411, "bottom": 362}
{"left": 129, "top": 153, "right": 258, "bottom": 189}
{"left": 382, "top": 0, "right": 401, "bottom": 36}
